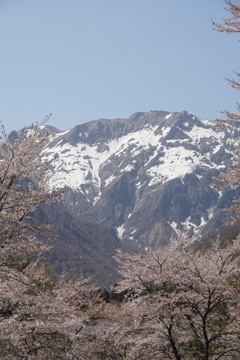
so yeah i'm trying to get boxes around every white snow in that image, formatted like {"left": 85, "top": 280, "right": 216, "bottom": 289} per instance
{"left": 25, "top": 125, "right": 46, "bottom": 138}
{"left": 120, "top": 164, "right": 134, "bottom": 173}
{"left": 41, "top": 124, "right": 171, "bottom": 192}
{"left": 41, "top": 116, "right": 235, "bottom": 196}
{"left": 212, "top": 144, "right": 221, "bottom": 154}
{"left": 179, "top": 216, "right": 208, "bottom": 235}
{"left": 185, "top": 125, "right": 225, "bottom": 144}
{"left": 207, "top": 206, "right": 216, "bottom": 220}
{"left": 116, "top": 224, "right": 125, "bottom": 239}
{"left": 162, "top": 126, "right": 171, "bottom": 137}
{"left": 147, "top": 146, "right": 201, "bottom": 186}
{"left": 169, "top": 222, "right": 182, "bottom": 236}
{"left": 165, "top": 139, "right": 188, "bottom": 144}
{"left": 104, "top": 174, "right": 116, "bottom": 187}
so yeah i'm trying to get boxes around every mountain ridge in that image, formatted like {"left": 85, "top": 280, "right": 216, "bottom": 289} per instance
{"left": 37, "top": 110, "right": 239, "bottom": 248}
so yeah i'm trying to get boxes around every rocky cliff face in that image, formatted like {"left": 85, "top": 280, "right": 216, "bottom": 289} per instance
{"left": 31, "top": 203, "right": 121, "bottom": 288}
{"left": 39, "top": 110, "right": 239, "bottom": 250}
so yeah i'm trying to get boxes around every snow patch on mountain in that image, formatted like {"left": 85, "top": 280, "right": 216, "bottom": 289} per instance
{"left": 41, "top": 124, "right": 171, "bottom": 191}
{"left": 116, "top": 224, "right": 125, "bottom": 239}
{"left": 147, "top": 146, "right": 201, "bottom": 185}
{"left": 185, "top": 126, "right": 225, "bottom": 143}
{"left": 41, "top": 114, "right": 236, "bottom": 194}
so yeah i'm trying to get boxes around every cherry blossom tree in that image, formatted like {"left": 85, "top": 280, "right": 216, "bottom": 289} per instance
{"left": 100, "top": 237, "right": 240, "bottom": 360}
{"left": 0, "top": 124, "right": 100, "bottom": 359}
{"left": 213, "top": 1, "right": 240, "bottom": 124}
{"left": 213, "top": 1, "right": 240, "bottom": 224}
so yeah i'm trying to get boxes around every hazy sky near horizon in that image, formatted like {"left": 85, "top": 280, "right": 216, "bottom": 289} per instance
{"left": 1, "top": 0, "right": 240, "bottom": 134}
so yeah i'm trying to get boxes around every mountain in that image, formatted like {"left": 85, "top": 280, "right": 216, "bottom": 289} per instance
{"left": 38, "top": 110, "right": 239, "bottom": 253}
{"left": 31, "top": 203, "right": 121, "bottom": 288}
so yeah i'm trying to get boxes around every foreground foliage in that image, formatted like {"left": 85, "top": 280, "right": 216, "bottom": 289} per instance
{"left": 213, "top": 0, "right": 240, "bottom": 224}
{"left": 0, "top": 125, "right": 100, "bottom": 359}
{"left": 99, "top": 237, "right": 240, "bottom": 360}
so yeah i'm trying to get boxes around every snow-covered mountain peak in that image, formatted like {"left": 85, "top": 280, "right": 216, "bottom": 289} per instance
{"left": 41, "top": 111, "right": 235, "bottom": 192}
{"left": 39, "top": 110, "right": 239, "bottom": 247}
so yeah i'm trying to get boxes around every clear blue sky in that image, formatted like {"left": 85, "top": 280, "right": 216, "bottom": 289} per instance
{"left": 1, "top": 0, "right": 239, "bottom": 134}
